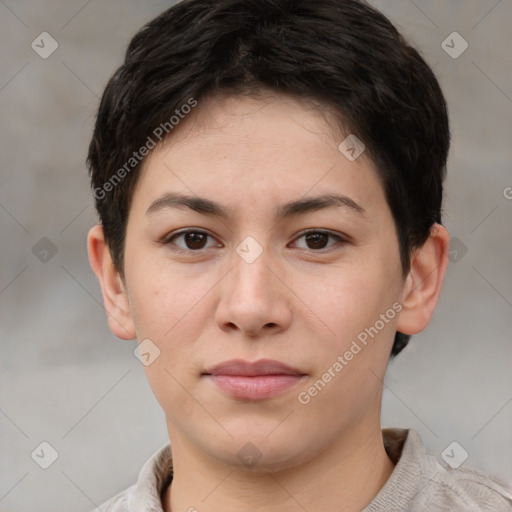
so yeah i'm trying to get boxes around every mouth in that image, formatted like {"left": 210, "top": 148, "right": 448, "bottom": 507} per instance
{"left": 202, "top": 359, "right": 307, "bottom": 401}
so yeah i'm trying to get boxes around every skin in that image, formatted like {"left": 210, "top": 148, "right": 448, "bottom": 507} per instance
{"left": 88, "top": 91, "right": 450, "bottom": 512}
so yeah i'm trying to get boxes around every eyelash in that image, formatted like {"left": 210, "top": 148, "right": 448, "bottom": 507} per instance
{"left": 162, "top": 228, "right": 348, "bottom": 253}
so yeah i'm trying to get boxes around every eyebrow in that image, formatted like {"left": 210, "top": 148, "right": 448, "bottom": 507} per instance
{"left": 146, "top": 192, "right": 365, "bottom": 219}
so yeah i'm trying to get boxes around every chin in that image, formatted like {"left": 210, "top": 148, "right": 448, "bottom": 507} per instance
{"left": 205, "top": 427, "right": 313, "bottom": 473}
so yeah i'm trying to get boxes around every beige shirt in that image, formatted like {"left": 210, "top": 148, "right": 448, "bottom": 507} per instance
{"left": 95, "top": 428, "right": 512, "bottom": 511}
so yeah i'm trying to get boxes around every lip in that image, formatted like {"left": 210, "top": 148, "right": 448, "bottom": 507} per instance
{"left": 202, "top": 359, "right": 306, "bottom": 400}
{"left": 204, "top": 358, "right": 304, "bottom": 377}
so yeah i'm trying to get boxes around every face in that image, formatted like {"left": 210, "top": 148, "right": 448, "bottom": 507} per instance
{"left": 120, "top": 92, "right": 406, "bottom": 471}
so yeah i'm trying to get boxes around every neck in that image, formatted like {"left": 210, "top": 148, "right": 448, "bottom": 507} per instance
{"left": 163, "top": 421, "right": 394, "bottom": 512}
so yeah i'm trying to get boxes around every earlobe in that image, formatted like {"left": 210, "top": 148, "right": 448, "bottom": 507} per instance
{"left": 87, "top": 224, "right": 136, "bottom": 340}
{"left": 396, "top": 223, "right": 450, "bottom": 335}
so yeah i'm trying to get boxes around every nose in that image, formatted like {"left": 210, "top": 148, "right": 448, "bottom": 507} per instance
{"left": 214, "top": 243, "right": 292, "bottom": 338}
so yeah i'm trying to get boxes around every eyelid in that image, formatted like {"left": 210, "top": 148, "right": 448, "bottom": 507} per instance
{"left": 162, "top": 227, "right": 350, "bottom": 253}
{"left": 289, "top": 229, "right": 349, "bottom": 249}
{"left": 162, "top": 228, "right": 218, "bottom": 248}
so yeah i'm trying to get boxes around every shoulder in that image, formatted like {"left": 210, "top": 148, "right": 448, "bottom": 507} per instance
{"left": 92, "top": 485, "right": 133, "bottom": 512}
{"left": 367, "top": 428, "right": 512, "bottom": 511}
{"left": 90, "top": 442, "right": 173, "bottom": 512}
{"left": 418, "top": 451, "right": 512, "bottom": 511}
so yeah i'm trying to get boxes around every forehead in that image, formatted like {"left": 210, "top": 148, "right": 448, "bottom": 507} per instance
{"left": 160, "top": 91, "right": 346, "bottom": 153}
{"left": 130, "top": 92, "right": 387, "bottom": 219}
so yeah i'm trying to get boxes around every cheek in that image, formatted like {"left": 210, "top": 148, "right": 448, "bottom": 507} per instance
{"left": 293, "top": 268, "right": 398, "bottom": 422}
{"left": 126, "top": 262, "right": 208, "bottom": 413}
{"left": 126, "top": 250, "right": 207, "bottom": 337}
{"left": 301, "top": 264, "right": 397, "bottom": 342}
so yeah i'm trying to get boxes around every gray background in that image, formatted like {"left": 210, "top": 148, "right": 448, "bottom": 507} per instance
{"left": 1, "top": 1, "right": 511, "bottom": 510}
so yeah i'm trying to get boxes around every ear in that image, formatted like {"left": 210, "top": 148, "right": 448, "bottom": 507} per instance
{"left": 87, "top": 224, "right": 136, "bottom": 340}
{"left": 396, "top": 223, "right": 450, "bottom": 335}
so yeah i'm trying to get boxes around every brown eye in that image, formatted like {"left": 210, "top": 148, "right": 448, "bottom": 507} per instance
{"left": 305, "top": 232, "right": 329, "bottom": 249}
{"left": 183, "top": 232, "right": 208, "bottom": 249}
{"left": 292, "top": 230, "right": 346, "bottom": 251}
{"left": 165, "top": 230, "right": 218, "bottom": 251}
